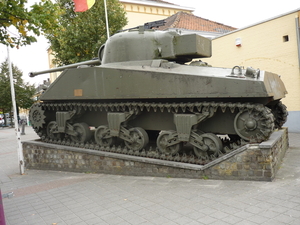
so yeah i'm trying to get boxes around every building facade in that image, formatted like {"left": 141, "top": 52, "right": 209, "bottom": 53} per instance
{"left": 204, "top": 9, "right": 300, "bottom": 132}
{"left": 119, "top": 0, "right": 193, "bottom": 29}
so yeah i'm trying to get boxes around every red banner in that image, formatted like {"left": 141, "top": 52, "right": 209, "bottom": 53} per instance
{"left": 73, "top": 0, "right": 95, "bottom": 12}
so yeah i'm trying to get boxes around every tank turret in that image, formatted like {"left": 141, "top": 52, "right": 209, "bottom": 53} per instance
{"left": 99, "top": 26, "right": 211, "bottom": 64}
{"left": 29, "top": 28, "right": 288, "bottom": 164}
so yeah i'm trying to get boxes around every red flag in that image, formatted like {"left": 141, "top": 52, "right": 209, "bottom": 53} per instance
{"left": 73, "top": 0, "right": 95, "bottom": 12}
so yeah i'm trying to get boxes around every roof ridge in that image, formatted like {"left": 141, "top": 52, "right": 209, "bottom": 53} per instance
{"left": 180, "top": 11, "right": 236, "bottom": 29}
{"left": 170, "top": 11, "right": 182, "bottom": 28}
{"left": 156, "top": 11, "right": 236, "bottom": 33}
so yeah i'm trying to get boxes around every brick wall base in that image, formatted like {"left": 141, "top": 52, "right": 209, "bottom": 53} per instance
{"left": 23, "top": 128, "right": 288, "bottom": 181}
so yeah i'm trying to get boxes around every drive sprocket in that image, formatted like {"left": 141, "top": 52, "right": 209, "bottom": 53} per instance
{"left": 29, "top": 103, "right": 46, "bottom": 129}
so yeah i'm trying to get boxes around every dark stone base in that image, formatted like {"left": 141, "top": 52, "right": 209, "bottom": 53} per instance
{"left": 22, "top": 128, "right": 288, "bottom": 181}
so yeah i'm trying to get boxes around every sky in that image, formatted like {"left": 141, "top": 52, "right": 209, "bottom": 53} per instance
{"left": 0, "top": 0, "right": 299, "bottom": 86}
{"left": 168, "top": 0, "right": 300, "bottom": 28}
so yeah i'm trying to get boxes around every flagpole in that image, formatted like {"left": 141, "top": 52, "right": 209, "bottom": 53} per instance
{"left": 104, "top": 0, "right": 110, "bottom": 38}
{"left": 7, "top": 46, "right": 25, "bottom": 175}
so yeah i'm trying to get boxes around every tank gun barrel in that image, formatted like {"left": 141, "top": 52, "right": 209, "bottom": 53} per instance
{"left": 118, "top": 19, "right": 166, "bottom": 33}
{"left": 29, "top": 59, "right": 100, "bottom": 77}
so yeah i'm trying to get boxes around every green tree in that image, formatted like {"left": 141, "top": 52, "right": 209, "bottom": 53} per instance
{"left": 46, "top": 0, "right": 127, "bottom": 65}
{"left": 0, "top": 0, "right": 61, "bottom": 48}
{"left": 0, "top": 59, "right": 36, "bottom": 123}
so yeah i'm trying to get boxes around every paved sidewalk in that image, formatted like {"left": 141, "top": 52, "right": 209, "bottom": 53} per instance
{"left": 1, "top": 126, "right": 300, "bottom": 225}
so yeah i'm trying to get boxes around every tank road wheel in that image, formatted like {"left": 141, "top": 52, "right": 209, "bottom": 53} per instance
{"left": 193, "top": 133, "right": 223, "bottom": 158}
{"left": 29, "top": 103, "right": 46, "bottom": 129}
{"left": 234, "top": 105, "right": 274, "bottom": 142}
{"left": 124, "top": 127, "right": 149, "bottom": 152}
{"left": 157, "top": 131, "right": 182, "bottom": 155}
{"left": 94, "top": 125, "right": 116, "bottom": 147}
{"left": 46, "top": 121, "right": 62, "bottom": 140}
{"left": 70, "top": 123, "right": 92, "bottom": 143}
{"left": 269, "top": 101, "right": 288, "bottom": 129}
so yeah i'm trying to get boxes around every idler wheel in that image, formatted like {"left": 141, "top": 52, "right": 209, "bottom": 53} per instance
{"left": 29, "top": 103, "right": 46, "bottom": 129}
{"left": 234, "top": 106, "right": 274, "bottom": 142}
{"left": 124, "top": 127, "right": 149, "bottom": 152}
{"left": 157, "top": 130, "right": 182, "bottom": 155}
{"left": 234, "top": 111, "right": 258, "bottom": 141}
{"left": 193, "top": 133, "right": 223, "bottom": 158}
{"left": 94, "top": 125, "right": 116, "bottom": 147}
{"left": 46, "top": 121, "right": 62, "bottom": 140}
{"left": 70, "top": 123, "right": 92, "bottom": 143}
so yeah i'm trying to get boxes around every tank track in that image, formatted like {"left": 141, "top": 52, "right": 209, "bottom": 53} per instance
{"left": 272, "top": 101, "right": 288, "bottom": 129}
{"left": 31, "top": 101, "right": 275, "bottom": 165}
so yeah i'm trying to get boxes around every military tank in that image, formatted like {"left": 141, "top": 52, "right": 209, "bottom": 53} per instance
{"left": 29, "top": 25, "right": 288, "bottom": 164}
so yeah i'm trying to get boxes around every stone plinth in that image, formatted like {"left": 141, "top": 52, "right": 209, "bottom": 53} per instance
{"left": 23, "top": 128, "right": 288, "bottom": 181}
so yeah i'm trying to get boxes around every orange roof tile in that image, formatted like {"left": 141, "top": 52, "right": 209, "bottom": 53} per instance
{"left": 157, "top": 11, "right": 236, "bottom": 33}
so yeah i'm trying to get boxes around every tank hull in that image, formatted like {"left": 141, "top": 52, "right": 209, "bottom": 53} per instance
{"left": 40, "top": 60, "right": 286, "bottom": 104}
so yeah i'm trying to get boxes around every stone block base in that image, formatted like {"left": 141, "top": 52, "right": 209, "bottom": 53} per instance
{"left": 23, "top": 128, "right": 288, "bottom": 181}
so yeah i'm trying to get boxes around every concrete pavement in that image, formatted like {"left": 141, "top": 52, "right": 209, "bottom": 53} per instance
{"left": 1, "top": 126, "right": 300, "bottom": 225}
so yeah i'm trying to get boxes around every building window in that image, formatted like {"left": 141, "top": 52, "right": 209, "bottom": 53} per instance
{"left": 283, "top": 35, "right": 289, "bottom": 42}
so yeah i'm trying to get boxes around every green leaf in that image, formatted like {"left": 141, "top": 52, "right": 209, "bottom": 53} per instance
{"left": 45, "top": 0, "right": 127, "bottom": 65}
{"left": 0, "top": 59, "right": 36, "bottom": 112}
{"left": 0, "top": 0, "right": 61, "bottom": 47}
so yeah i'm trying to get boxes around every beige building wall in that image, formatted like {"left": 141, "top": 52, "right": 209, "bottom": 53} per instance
{"left": 121, "top": 2, "right": 191, "bottom": 29}
{"left": 205, "top": 12, "right": 300, "bottom": 112}
{"left": 47, "top": 48, "right": 61, "bottom": 83}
